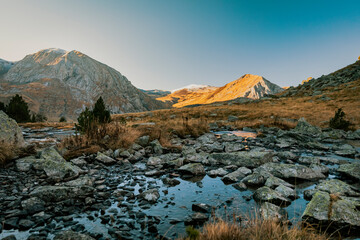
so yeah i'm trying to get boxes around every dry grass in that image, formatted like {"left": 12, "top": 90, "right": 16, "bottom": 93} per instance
{"left": 0, "top": 143, "right": 36, "bottom": 166}
{"left": 58, "top": 117, "right": 209, "bottom": 159}
{"left": 115, "top": 79, "right": 360, "bottom": 130}
{"left": 179, "top": 219, "right": 328, "bottom": 240}
{"left": 0, "top": 142, "right": 16, "bottom": 166}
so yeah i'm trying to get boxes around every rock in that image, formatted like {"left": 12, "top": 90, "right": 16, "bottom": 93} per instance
{"left": 253, "top": 186, "right": 291, "bottom": 207}
{"left": 145, "top": 170, "right": 163, "bottom": 177}
{"left": 18, "top": 219, "right": 35, "bottom": 230}
{"left": 16, "top": 152, "right": 82, "bottom": 182}
{"left": 221, "top": 167, "right": 251, "bottom": 183}
{"left": 201, "top": 141, "right": 223, "bottom": 153}
{"left": 16, "top": 158, "right": 32, "bottom": 172}
{"left": 1, "top": 235, "right": 16, "bottom": 240}
{"left": 162, "top": 178, "right": 180, "bottom": 187}
{"left": 21, "top": 197, "right": 45, "bottom": 214}
{"left": 297, "top": 156, "right": 321, "bottom": 165}
{"left": 70, "top": 157, "right": 88, "bottom": 167}
{"left": 4, "top": 217, "right": 19, "bottom": 230}
{"left": 207, "top": 168, "right": 228, "bottom": 177}
{"left": 223, "top": 142, "right": 245, "bottom": 152}
{"left": 228, "top": 115, "right": 239, "bottom": 122}
{"left": 54, "top": 230, "right": 96, "bottom": 240}
{"left": 241, "top": 172, "right": 271, "bottom": 187}
{"left": 314, "top": 179, "right": 360, "bottom": 197}
{"left": 309, "top": 163, "right": 329, "bottom": 175}
{"left": 136, "top": 135, "right": 150, "bottom": 147}
{"left": 39, "top": 146, "right": 66, "bottom": 163}
{"left": 63, "top": 175, "right": 94, "bottom": 187}
{"left": 147, "top": 156, "right": 163, "bottom": 166}
{"left": 337, "top": 163, "right": 360, "bottom": 181}
{"left": 302, "top": 191, "right": 360, "bottom": 234}
{"left": 294, "top": 118, "right": 321, "bottom": 136}
{"left": 192, "top": 203, "right": 212, "bottom": 213}
{"left": 197, "top": 133, "right": 217, "bottom": 144}
{"left": 260, "top": 202, "right": 287, "bottom": 222}
{"left": 119, "top": 150, "right": 131, "bottom": 158}
{"left": 178, "top": 163, "right": 205, "bottom": 176}
{"left": 275, "top": 184, "right": 298, "bottom": 200}
{"left": 265, "top": 176, "right": 294, "bottom": 189}
{"left": 30, "top": 185, "right": 93, "bottom": 202}
{"left": 150, "top": 140, "right": 163, "bottom": 154}
{"left": 95, "top": 152, "right": 117, "bottom": 165}
{"left": 0, "top": 110, "right": 25, "bottom": 146}
{"left": 257, "top": 162, "right": 326, "bottom": 181}
{"left": 210, "top": 151, "right": 273, "bottom": 168}
{"left": 185, "top": 212, "right": 209, "bottom": 225}
{"left": 232, "top": 182, "right": 247, "bottom": 191}
{"left": 139, "top": 189, "right": 160, "bottom": 203}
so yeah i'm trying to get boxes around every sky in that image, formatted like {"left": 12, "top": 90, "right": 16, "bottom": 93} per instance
{"left": 1, "top": 0, "right": 360, "bottom": 90}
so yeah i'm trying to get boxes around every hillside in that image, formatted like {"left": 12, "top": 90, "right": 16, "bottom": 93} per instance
{"left": 157, "top": 74, "right": 283, "bottom": 108}
{"left": 0, "top": 48, "right": 168, "bottom": 120}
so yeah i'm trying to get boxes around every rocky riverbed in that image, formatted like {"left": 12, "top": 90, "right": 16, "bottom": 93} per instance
{"left": 1, "top": 118, "right": 360, "bottom": 240}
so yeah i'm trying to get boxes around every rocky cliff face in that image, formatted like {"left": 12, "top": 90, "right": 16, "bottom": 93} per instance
{"left": 0, "top": 48, "right": 168, "bottom": 120}
{"left": 158, "top": 74, "right": 283, "bottom": 108}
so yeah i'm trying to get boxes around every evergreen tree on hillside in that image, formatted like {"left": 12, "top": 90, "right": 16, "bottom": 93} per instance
{"left": 5, "top": 94, "right": 31, "bottom": 123}
{"left": 93, "top": 96, "right": 111, "bottom": 123}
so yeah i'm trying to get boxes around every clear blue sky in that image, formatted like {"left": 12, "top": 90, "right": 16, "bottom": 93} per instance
{"left": 1, "top": 0, "right": 359, "bottom": 90}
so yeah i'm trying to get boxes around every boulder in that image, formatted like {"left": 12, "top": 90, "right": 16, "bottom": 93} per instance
{"left": 16, "top": 150, "right": 82, "bottom": 182}
{"left": 257, "top": 162, "right": 326, "bottom": 181}
{"left": 275, "top": 184, "right": 298, "bottom": 200}
{"left": 0, "top": 110, "right": 25, "bottom": 147}
{"left": 314, "top": 179, "right": 360, "bottom": 197}
{"left": 54, "top": 230, "right": 96, "bottom": 240}
{"left": 30, "top": 185, "right": 93, "bottom": 202}
{"left": 260, "top": 202, "right": 287, "bottom": 222}
{"left": 179, "top": 163, "right": 205, "bottom": 176}
{"left": 253, "top": 186, "right": 291, "bottom": 206}
{"left": 302, "top": 191, "right": 360, "bottom": 234}
{"left": 185, "top": 212, "right": 209, "bottom": 226}
{"left": 265, "top": 176, "right": 294, "bottom": 189}
{"left": 207, "top": 168, "right": 228, "bottom": 177}
{"left": 197, "top": 133, "right": 217, "bottom": 144}
{"left": 96, "top": 152, "right": 117, "bottom": 165}
{"left": 221, "top": 167, "right": 251, "bottom": 183}
{"left": 210, "top": 151, "right": 273, "bottom": 168}
{"left": 136, "top": 135, "right": 150, "bottom": 147}
{"left": 21, "top": 197, "right": 45, "bottom": 214}
{"left": 139, "top": 189, "right": 160, "bottom": 203}
{"left": 337, "top": 163, "right": 360, "bottom": 181}
{"left": 192, "top": 203, "right": 212, "bottom": 213}
{"left": 147, "top": 156, "right": 163, "bottom": 166}
{"left": 294, "top": 118, "right": 321, "bottom": 136}
{"left": 150, "top": 140, "right": 163, "bottom": 154}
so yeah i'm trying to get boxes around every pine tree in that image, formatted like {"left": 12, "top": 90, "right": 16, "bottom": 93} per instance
{"left": 93, "top": 96, "right": 111, "bottom": 123}
{"left": 75, "top": 107, "right": 94, "bottom": 133}
{"left": 5, "top": 94, "right": 31, "bottom": 123}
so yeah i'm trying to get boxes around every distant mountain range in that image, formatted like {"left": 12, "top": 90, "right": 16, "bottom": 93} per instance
{"left": 0, "top": 48, "right": 168, "bottom": 120}
{"left": 157, "top": 74, "right": 284, "bottom": 108}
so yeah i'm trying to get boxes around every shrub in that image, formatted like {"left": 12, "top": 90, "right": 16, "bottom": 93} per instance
{"left": 185, "top": 226, "right": 200, "bottom": 240}
{"left": 75, "top": 97, "right": 111, "bottom": 133}
{"left": 31, "top": 113, "right": 47, "bottom": 122}
{"left": 329, "top": 108, "right": 351, "bottom": 130}
{"left": 5, "top": 94, "right": 31, "bottom": 123}
{"left": 59, "top": 116, "right": 67, "bottom": 122}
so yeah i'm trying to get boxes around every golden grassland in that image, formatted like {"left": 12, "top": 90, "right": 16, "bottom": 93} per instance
{"left": 115, "top": 79, "right": 360, "bottom": 130}
{"left": 179, "top": 219, "right": 329, "bottom": 240}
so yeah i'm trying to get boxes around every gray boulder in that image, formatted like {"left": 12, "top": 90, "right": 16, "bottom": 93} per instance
{"left": 54, "top": 230, "right": 95, "bottom": 240}
{"left": 30, "top": 185, "right": 93, "bottom": 202}
{"left": 207, "top": 168, "right": 228, "bottom": 177}
{"left": 294, "top": 118, "right": 321, "bottom": 136}
{"left": 314, "top": 179, "right": 360, "bottom": 197}
{"left": 337, "top": 163, "right": 360, "bottom": 181}
{"left": 210, "top": 151, "right": 273, "bottom": 168}
{"left": 275, "top": 184, "right": 298, "bottom": 200}
{"left": 260, "top": 202, "right": 287, "bottom": 222}
{"left": 21, "top": 197, "right": 45, "bottom": 214}
{"left": 253, "top": 186, "right": 291, "bottom": 206}
{"left": 139, "top": 189, "right": 160, "bottom": 203}
{"left": 221, "top": 167, "right": 251, "bottom": 183}
{"left": 257, "top": 162, "right": 326, "bottom": 181}
{"left": 96, "top": 152, "right": 117, "bottom": 165}
{"left": 302, "top": 191, "right": 360, "bottom": 233}
{"left": 0, "top": 110, "right": 25, "bottom": 147}
{"left": 179, "top": 163, "right": 205, "bottom": 176}
{"left": 265, "top": 176, "right": 294, "bottom": 189}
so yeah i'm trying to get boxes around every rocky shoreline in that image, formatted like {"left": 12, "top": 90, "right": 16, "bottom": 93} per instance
{"left": 1, "top": 118, "right": 360, "bottom": 240}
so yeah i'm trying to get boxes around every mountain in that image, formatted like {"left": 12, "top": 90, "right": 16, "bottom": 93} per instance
{"left": 0, "top": 48, "right": 168, "bottom": 120}
{"left": 141, "top": 89, "right": 171, "bottom": 99}
{"left": 282, "top": 59, "right": 360, "bottom": 97}
{"left": 0, "top": 59, "right": 15, "bottom": 76}
{"left": 157, "top": 74, "right": 283, "bottom": 108}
